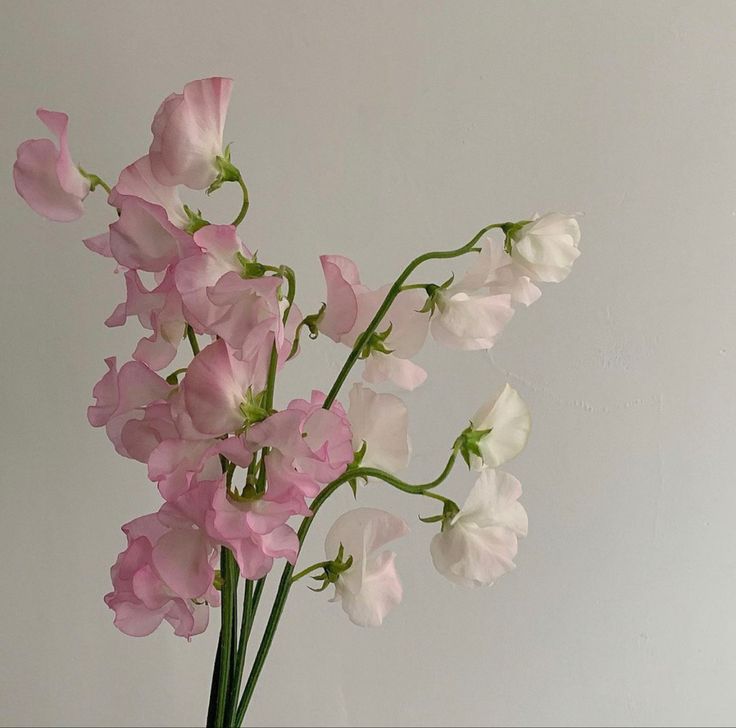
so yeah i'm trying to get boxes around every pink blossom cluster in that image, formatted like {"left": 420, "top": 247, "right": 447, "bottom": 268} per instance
{"left": 13, "top": 76, "right": 581, "bottom": 645}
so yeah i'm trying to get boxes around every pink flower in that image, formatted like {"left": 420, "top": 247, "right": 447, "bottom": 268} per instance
{"left": 319, "top": 255, "right": 429, "bottom": 390}
{"left": 175, "top": 225, "right": 253, "bottom": 332}
{"left": 182, "top": 338, "right": 267, "bottom": 436}
{"left": 106, "top": 269, "right": 186, "bottom": 370}
{"left": 13, "top": 109, "right": 89, "bottom": 222}
{"left": 109, "top": 155, "right": 187, "bottom": 228}
{"left": 205, "top": 485, "right": 299, "bottom": 580}
{"left": 149, "top": 77, "right": 233, "bottom": 189}
{"left": 104, "top": 512, "right": 219, "bottom": 639}
{"left": 324, "top": 508, "right": 409, "bottom": 627}
{"left": 88, "top": 358, "right": 172, "bottom": 458}
{"left": 108, "top": 195, "right": 198, "bottom": 272}
{"left": 250, "top": 391, "right": 353, "bottom": 487}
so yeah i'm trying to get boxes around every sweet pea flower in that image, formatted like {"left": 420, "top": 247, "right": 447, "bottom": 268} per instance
{"left": 460, "top": 236, "right": 542, "bottom": 307}
{"left": 109, "top": 155, "right": 188, "bottom": 228}
{"left": 319, "top": 255, "right": 429, "bottom": 390}
{"left": 106, "top": 269, "right": 186, "bottom": 370}
{"left": 149, "top": 77, "right": 233, "bottom": 189}
{"left": 104, "top": 512, "right": 219, "bottom": 639}
{"left": 247, "top": 390, "right": 353, "bottom": 486}
{"left": 174, "top": 225, "right": 254, "bottom": 333}
{"left": 205, "top": 484, "right": 299, "bottom": 580}
{"left": 347, "top": 383, "right": 410, "bottom": 472}
{"left": 13, "top": 109, "right": 90, "bottom": 222}
{"left": 324, "top": 508, "right": 409, "bottom": 627}
{"left": 510, "top": 213, "right": 581, "bottom": 283}
{"left": 182, "top": 338, "right": 266, "bottom": 436}
{"left": 469, "top": 383, "right": 531, "bottom": 470}
{"left": 88, "top": 358, "right": 172, "bottom": 458}
{"left": 430, "top": 285, "right": 514, "bottom": 351}
{"left": 108, "top": 195, "right": 198, "bottom": 272}
{"left": 430, "top": 469, "right": 528, "bottom": 588}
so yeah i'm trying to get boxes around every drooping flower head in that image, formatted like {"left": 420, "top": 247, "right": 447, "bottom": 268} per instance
{"left": 324, "top": 507, "right": 409, "bottom": 627}
{"left": 430, "top": 469, "right": 528, "bottom": 588}
{"left": 13, "top": 109, "right": 90, "bottom": 222}
{"left": 510, "top": 213, "right": 581, "bottom": 283}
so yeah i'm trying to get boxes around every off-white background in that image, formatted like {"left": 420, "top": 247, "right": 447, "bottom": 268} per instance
{"left": 1, "top": 1, "right": 735, "bottom": 726}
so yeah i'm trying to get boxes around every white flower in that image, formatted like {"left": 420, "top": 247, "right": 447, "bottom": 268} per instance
{"left": 469, "top": 383, "right": 531, "bottom": 470}
{"left": 430, "top": 287, "right": 514, "bottom": 350}
{"left": 430, "top": 470, "right": 528, "bottom": 588}
{"left": 347, "top": 383, "right": 411, "bottom": 472}
{"left": 510, "top": 213, "right": 581, "bottom": 283}
{"left": 325, "top": 508, "right": 409, "bottom": 627}
{"left": 460, "top": 236, "right": 542, "bottom": 307}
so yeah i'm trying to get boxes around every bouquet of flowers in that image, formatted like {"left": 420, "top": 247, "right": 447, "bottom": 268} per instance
{"left": 12, "top": 76, "right": 581, "bottom": 726}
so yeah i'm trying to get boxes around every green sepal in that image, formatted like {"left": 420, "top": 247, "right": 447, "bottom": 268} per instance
{"left": 206, "top": 144, "right": 242, "bottom": 195}
{"left": 302, "top": 302, "right": 327, "bottom": 339}
{"left": 417, "top": 273, "right": 455, "bottom": 316}
{"left": 239, "top": 387, "right": 270, "bottom": 428}
{"left": 500, "top": 219, "right": 532, "bottom": 254}
{"left": 236, "top": 251, "right": 267, "bottom": 279}
{"left": 213, "top": 570, "right": 224, "bottom": 591}
{"left": 359, "top": 322, "right": 394, "bottom": 358}
{"left": 455, "top": 423, "right": 492, "bottom": 468}
{"left": 183, "top": 204, "right": 210, "bottom": 234}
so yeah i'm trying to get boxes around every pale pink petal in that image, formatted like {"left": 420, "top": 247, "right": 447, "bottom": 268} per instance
{"left": 362, "top": 352, "right": 427, "bottom": 391}
{"left": 109, "top": 195, "right": 197, "bottom": 272}
{"left": 109, "top": 155, "right": 187, "bottom": 228}
{"left": 149, "top": 77, "right": 233, "bottom": 189}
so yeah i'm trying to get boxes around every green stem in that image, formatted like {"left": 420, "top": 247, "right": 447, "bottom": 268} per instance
{"left": 232, "top": 176, "right": 250, "bottom": 226}
{"left": 290, "top": 561, "right": 333, "bottom": 584}
{"left": 186, "top": 325, "right": 200, "bottom": 355}
{"left": 232, "top": 449, "right": 460, "bottom": 725}
{"left": 322, "top": 223, "right": 503, "bottom": 409}
{"left": 215, "top": 549, "right": 237, "bottom": 727}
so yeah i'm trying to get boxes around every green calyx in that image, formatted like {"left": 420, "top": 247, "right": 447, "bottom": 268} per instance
{"left": 183, "top": 205, "right": 210, "bottom": 234}
{"left": 359, "top": 322, "right": 394, "bottom": 358}
{"left": 207, "top": 144, "right": 242, "bottom": 195}
{"left": 500, "top": 219, "right": 532, "bottom": 255}
{"left": 304, "top": 544, "right": 355, "bottom": 593}
{"left": 239, "top": 388, "right": 271, "bottom": 428}
{"left": 419, "top": 498, "right": 460, "bottom": 532}
{"left": 346, "top": 442, "right": 369, "bottom": 497}
{"left": 454, "top": 422, "right": 492, "bottom": 468}
{"left": 302, "top": 302, "right": 326, "bottom": 340}
{"left": 417, "top": 273, "right": 455, "bottom": 316}
{"left": 236, "top": 251, "right": 267, "bottom": 279}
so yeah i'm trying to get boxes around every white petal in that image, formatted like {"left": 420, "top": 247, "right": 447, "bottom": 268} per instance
{"left": 471, "top": 384, "right": 531, "bottom": 469}
{"left": 348, "top": 383, "right": 411, "bottom": 471}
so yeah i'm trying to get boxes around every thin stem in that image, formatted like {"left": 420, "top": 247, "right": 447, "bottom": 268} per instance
{"left": 232, "top": 448, "right": 460, "bottom": 725}
{"left": 322, "top": 223, "right": 503, "bottom": 409}
{"left": 186, "top": 325, "right": 200, "bottom": 356}
{"left": 206, "top": 642, "right": 222, "bottom": 727}
{"left": 290, "top": 561, "right": 333, "bottom": 584}
{"left": 215, "top": 549, "right": 236, "bottom": 727}
{"left": 232, "top": 176, "right": 250, "bottom": 226}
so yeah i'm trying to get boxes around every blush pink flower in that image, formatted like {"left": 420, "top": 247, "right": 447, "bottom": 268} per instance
{"left": 108, "top": 195, "right": 198, "bottom": 272}
{"left": 250, "top": 391, "right": 353, "bottom": 486}
{"left": 88, "top": 358, "right": 173, "bottom": 458}
{"left": 204, "top": 485, "right": 299, "bottom": 580}
{"left": 149, "top": 77, "right": 233, "bottom": 190}
{"left": 104, "top": 512, "right": 219, "bottom": 639}
{"left": 106, "top": 269, "right": 186, "bottom": 371}
{"left": 319, "top": 255, "right": 429, "bottom": 390}
{"left": 13, "top": 109, "right": 90, "bottom": 222}
{"left": 109, "top": 155, "right": 187, "bottom": 228}
{"left": 174, "top": 225, "right": 254, "bottom": 333}
{"left": 182, "top": 338, "right": 267, "bottom": 436}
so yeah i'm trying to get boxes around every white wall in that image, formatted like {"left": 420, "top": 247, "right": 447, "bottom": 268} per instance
{"left": 1, "top": 1, "right": 735, "bottom": 725}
